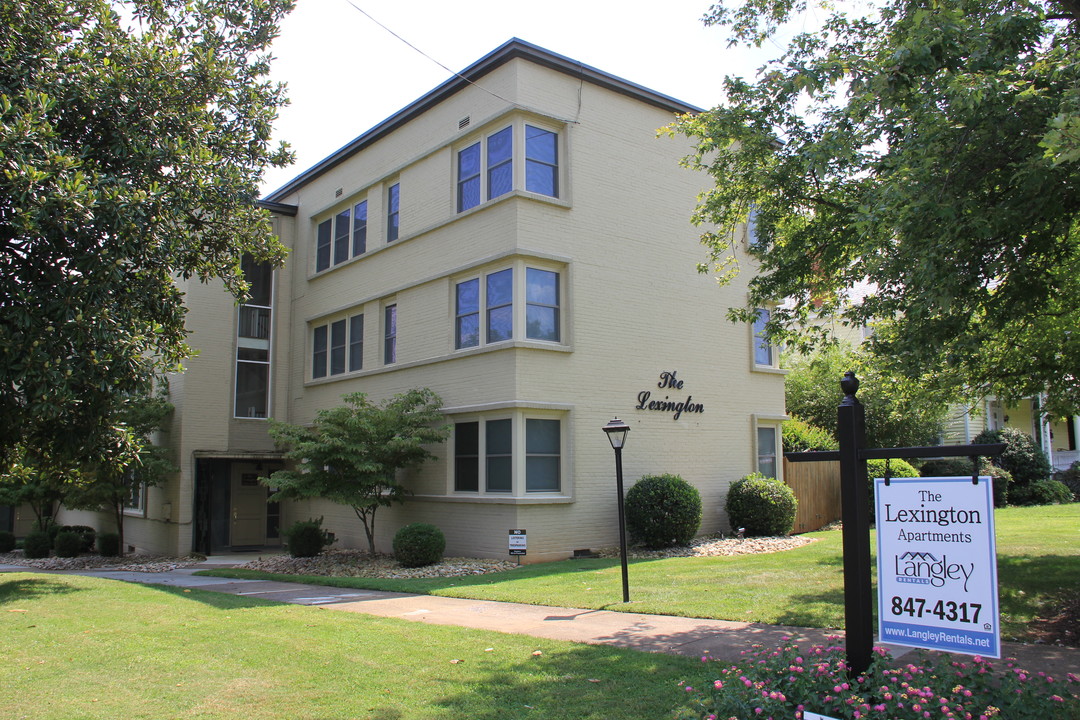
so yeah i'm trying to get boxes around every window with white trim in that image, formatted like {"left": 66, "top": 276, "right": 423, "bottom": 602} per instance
{"left": 311, "top": 313, "right": 363, "bottom": 380}
{"left": 453, "top": 264, "right": 562, "bottom": 350}
{"left": 746, "top": 205, "right": 761, "bottom": 248}
{"left": 387, "top": 183, "right": 400, "bottom": 242}
{"left": 757, "top": 425, "right": 778, "bottom": 479}
{"left": 235, "top": 255, "right": 272, "bottom": 418}
{"left": 753, "top": 307, "right": 776, "bottom": 368}
{"left": 525, "top": 125, "right": 558, "bottom": 197}
{"left": 456, "top": 122, "right": 559, "bottom": 213}
{"left": 123, "top": 474, "right": 146, "bottom": 516}
{"left": 452, "top": 413, "right": 564, "bottom": 495}
{"left": 384, "top": 304, "right": 397, "bottom": 364}
{"left": 315, "top": 199, "right": 368, "bottom": 273}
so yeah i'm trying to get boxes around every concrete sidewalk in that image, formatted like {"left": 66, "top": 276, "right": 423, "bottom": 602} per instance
{"left": 3, "top": 561, "right": 1076, "bottom": 676}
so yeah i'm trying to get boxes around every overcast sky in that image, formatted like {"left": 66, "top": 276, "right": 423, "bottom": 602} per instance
{"left": 259, "top": 0, "right": 816, "bottom": 195}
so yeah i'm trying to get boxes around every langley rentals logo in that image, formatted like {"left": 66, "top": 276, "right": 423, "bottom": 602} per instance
{"left": 894, "top": 551, "right": 976, "bottom": 592}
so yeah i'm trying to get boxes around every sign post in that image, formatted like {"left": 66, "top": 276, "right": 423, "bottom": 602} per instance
{"left": 875, "top": 476, "right": 1000, "bottom": 657}
{"left": 508, "top": 529, "right": 526, "bottom": 562}
{"left": 785, "top": 371, "right": 1005, "bottom": 676}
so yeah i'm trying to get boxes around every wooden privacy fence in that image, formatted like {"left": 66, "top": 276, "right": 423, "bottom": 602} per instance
{"left": 783, "top": 457, "right": 842, "bottom": 533}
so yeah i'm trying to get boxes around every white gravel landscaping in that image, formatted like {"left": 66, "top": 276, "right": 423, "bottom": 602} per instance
{"left": 0, "top": 534, "right": 813, "bottom": 579}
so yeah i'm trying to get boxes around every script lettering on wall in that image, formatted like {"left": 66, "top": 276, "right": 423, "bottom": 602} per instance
{"left": 634, "top": 370, "right": 705, "bottom": 421}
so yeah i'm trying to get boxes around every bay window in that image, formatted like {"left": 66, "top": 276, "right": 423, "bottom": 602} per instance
{"left": 452, "top": 413, "right": 564, "bottom": 495}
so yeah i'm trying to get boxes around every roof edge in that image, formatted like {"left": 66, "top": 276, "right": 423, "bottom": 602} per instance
{"left": 262, "top": 38, "right": 701, "bottom": 203}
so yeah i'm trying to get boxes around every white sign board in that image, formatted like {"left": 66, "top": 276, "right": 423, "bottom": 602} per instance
{"left": 875, "top": 476, "right": 1000, "bottom": 657}
{"left": 803, "top": 713, "right": 840, "bottom": 720}
{"left": 508, "top": 529, "right": 526, "bottom": 556}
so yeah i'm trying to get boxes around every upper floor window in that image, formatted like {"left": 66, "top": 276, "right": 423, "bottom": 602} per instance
{"left": 235, "top": 255, "right": 272, "bottom": 418}
{"left": 315, "top": 199, "right": 368, "bottom": 273}
{"left": 487, "top": 127, "right": 513, "bottom": 200}
{"left": 486, "top": 268, "right": 513, "bottom": 343}
{"left": 525, "top": 125, "right": 558, "bottom": 197}
{"left": 458, "top": 126, "right": 514, "bottom": 213}
{"left": 753, "top": 308, "right": 775, "bottom": 367}
{"left": 456, "top": 123, "right": 559, "bottom": 213}
{"left": 457, "top": 143, "right": 481, "bottom": 213}
{"left": 746, "top": 205, "right": 760, "bottom": 249}
{"left": 525, "top": 268, "right": 559, "bottom": 341}
{"left": 454, "top": 264, "right": 562, "bottom": 350}
{"left": 387, "top": 183, "right": 400, "bottom": 242}
{"left": 311, "top": 313, "right": 363, "bottom": 380}
{"left": 384, "top": 304, "right": 397, "bottom": 364}
{"left": 455, "top": 278, "right": 480, "bottom": 349}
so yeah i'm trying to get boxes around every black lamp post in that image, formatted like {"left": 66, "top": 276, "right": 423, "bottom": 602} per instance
{"left": 603, "top": 416, "right": 631, "bottom": 603}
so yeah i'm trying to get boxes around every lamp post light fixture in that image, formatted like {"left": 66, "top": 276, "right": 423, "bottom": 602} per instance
{"left": 602, "top": 416, "right": 631, "bottom": 603}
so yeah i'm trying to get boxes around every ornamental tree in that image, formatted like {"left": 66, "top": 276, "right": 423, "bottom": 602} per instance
{"left": 671, "top": 1, "right": 1080, "bottom": 415}
{"left": 265, "top": 389, "right": 450, "bottom": 555}
{"left": 0, "top": 0, "right": 293, "bottom": 472}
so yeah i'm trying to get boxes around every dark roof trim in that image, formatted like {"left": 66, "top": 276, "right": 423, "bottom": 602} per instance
{"left": 257, "top": 199, "right": 298, "bottom": 216}
{"left": 262, "top": 38, "right": 702, "bottom": 202}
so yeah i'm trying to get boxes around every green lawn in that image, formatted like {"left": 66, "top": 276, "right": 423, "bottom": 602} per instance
{"left": 0, "top": 573, "right": 700, "bottom": 720}
{"left": 205, "top": 504, "right": 1080, "bottom": 642}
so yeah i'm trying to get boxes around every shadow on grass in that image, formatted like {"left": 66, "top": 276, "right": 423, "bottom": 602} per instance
{"left": 0, "top": 576, "right": 84, "bottom": 604}
{"left": 135, "top": 582, "right": 287, "bottom": 611}
{"left": 998, "top": 554, "right": 1080, "bottom": 634}
{"left": 426, "top": 642, "right": 697, "bottom": 720}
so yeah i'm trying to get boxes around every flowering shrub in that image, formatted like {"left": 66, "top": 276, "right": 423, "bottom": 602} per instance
{"left": 675, "top": 639, "right": 1079, "bottom": 720}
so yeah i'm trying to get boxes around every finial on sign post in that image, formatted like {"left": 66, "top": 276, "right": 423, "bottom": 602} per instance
{"left": 840, "top": 371, "right": 860, "bottom": 406}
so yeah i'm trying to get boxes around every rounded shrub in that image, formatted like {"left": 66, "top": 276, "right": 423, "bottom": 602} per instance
{"left": 725, "top": 473, "right": 798, "bottom": 537}
{"left": 1009, "top": 478, "right": 1074, "bottom": 506}
{"left": 54, "top": 530, "right": 83, "bottom": 558}
{"left": 974, "top": 427, "right": 1051, "bottom": 486}
{"left": 58, "top": 525, "right": 96, "bottom": 553}
{"left": 624, "top": 474, "right": 702, "bottom": 549}
{"left": 782, "top": 417, "right": 838, "bottom": 452}
{"left": 283, "top": 518, "right": 335, "bottom": 558}
{"left": 97, "top": 532, "right": 121, "bottom": 558}
{"left": 23, "top": 531, "right": 51, "bottom": 559}
{"left": 0, "top": 531, "right": 14, "bottom": 553}
{"left": 393, "top": 523, "right": 446, "bottom": 568}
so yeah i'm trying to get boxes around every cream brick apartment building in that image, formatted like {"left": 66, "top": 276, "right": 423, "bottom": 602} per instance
{"left": 52, "top": 39, "right": 786, "bottom": 560}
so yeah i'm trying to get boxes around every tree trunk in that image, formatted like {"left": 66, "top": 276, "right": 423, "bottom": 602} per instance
{"left": 354, "top": 506, "right": 376, "bottom": 555}
{"left": 113, "top": 501, "right": 125, "bottom": 557}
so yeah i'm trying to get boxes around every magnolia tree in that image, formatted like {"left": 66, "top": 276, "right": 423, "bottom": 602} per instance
{"left": 0, "top": 0, "right": 293, "bottom": 473}
{"left": 265, "top": 390, "right": 450, "bottom": 555}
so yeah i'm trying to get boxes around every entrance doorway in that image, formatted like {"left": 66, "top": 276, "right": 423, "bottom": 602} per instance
{"left": 193, "top": 458, "right": 282, "bottom": 555}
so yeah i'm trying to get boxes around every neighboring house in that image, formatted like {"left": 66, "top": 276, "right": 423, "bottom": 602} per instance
{"left": 943, "top": 397, "right": 1079, "bottom": 472}
{"left": 56, "top": 39, "right": 786, "bottom": 560}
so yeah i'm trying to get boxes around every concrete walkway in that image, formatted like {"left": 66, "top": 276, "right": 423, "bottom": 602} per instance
{"left": 3, "top": 560, "right": 1076, "bottom": 677}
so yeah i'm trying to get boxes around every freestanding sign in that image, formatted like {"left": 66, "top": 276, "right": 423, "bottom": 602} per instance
{"left": 875, "top": 476, "right": 1000, "bottom": 657}
{"left": 508, "top": 529, "right": 526, "bottom": 556}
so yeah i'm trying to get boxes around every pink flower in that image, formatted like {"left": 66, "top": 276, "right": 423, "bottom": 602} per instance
{"left": 714, "top": 680, "right": 724, "bottom": 689}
